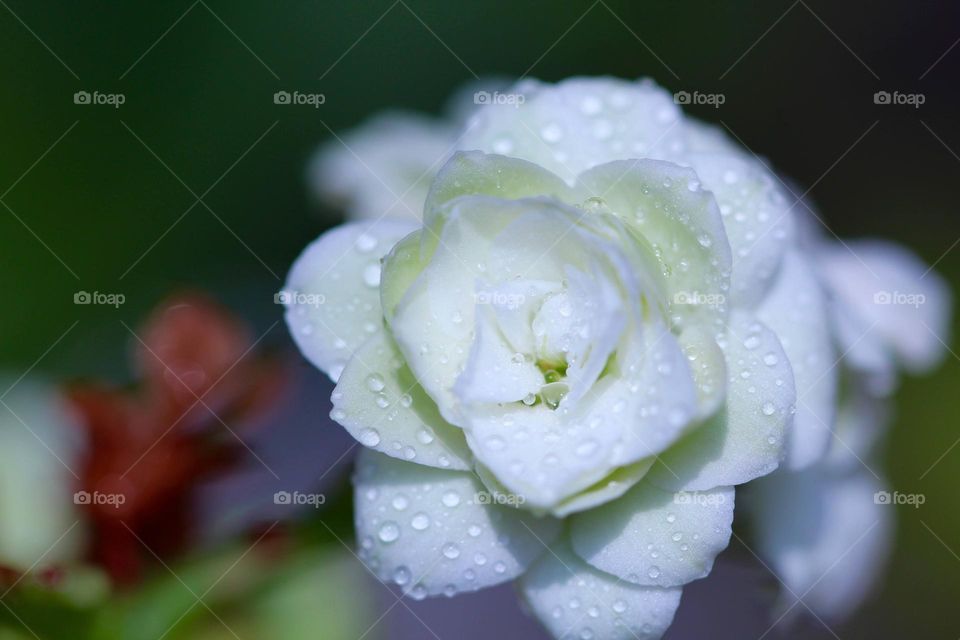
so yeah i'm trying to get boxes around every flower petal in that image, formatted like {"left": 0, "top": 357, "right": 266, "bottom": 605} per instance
{"left": 646, "top": 313, "right": 796, "bottom": 491}
{"left": 749, "top": 466, "right": 893, "bottom": 621}
{"left": 353, "top": 450, "right": 560, "bottom": 597}
{"left": 817, "top": 239, "right": 952, "bottom": 374}
{"left": 756, "top": 251, "right": 837, "bottom": 470}
{"left": 461, "top": 320, "right": 697, "bottom": 509}
{"left": 331, "top": 331, "right": 472, "bottom": 470}
{"left": 284, "top": 218, "right": 417, "bottom": 381}
{"left": 461, "top": 77, "right": 688, "bottom": 184}
{"left": 519, "top": 537, "right": 682, "bottom": 640}
{"left": 423, "top": 151, "right": 573, "bottom": 225}
{"left": 682, "top": 152, "right": 794, "bottom": 308}
{"left": 388, "top": 197, "right": 542, "bottom": 420}
{"left": 569, "top": 482, "right": 734, "bottom": 588}
{"left": 550, "top": 458, "right": 654, "bottom": 518}
{"left": 576, "top": 159, "right": 732, "bottom": 333}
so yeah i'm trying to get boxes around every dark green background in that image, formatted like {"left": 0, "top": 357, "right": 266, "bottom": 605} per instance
{"left": 1, "top": 2, "right": 957, "bottom": 637}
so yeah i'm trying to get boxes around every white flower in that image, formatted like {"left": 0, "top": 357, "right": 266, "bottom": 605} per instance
{"left": 308, "top": 111, "right": 455, "bottom": 222}
{"left": 0, "top": 377, "right": 85, "bottom": 570}
{"left": 285, "top": 77, "right": 948, "bottom": 638}
{"left": 749, "top": 382, "right": 895, "bottom": 622}
{"left": 748, "top": 226, "right": 950, "bottom": 623}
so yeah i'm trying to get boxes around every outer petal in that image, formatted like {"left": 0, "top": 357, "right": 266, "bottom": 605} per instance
{"left": 331, "top": 331, "right": 473, "bottom": 470}
{"left": 647, "top": 314, "right": 796, "bottom": 491}
{"left": 461, "top": 77, "right": 689, "bottom": 184}
{"left": 520, "top": 537, "right": 682, "bottom": 640}
{"left": 308, "top": 111, "right": 454, "bottom": 221}
{"left": 756, "top": 251, "right": 837, "bottom": 470}
{"left": 569, "top": 482, "right": 734, "bottom": 588}
{"left": 749, "top": 466, "right": 893, "bottom": 621}
{"left": 576, "top": 159, "right": 732, "bottom": 333}
{"left": 284, "top": 219, "right": 417, "bottom": 381}
{"left": 353, "top": 450, "right": 560, "bottom": 597}
{"left": 822, "top": 382, "right": 891, "bottom": 473}
{"left": 682, "top": 152, "right": 794, "bottom": 308}
{"left": 817, "top": 240, "right": 952, "bottom": 373}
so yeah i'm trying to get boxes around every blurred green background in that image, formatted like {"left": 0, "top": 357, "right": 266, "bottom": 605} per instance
{"left": 1, "top": 1, "right": 958, "bottom": 637}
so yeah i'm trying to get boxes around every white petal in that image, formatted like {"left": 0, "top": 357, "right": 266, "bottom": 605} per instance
{"left": 682, "top": 152, "right": 794, "bottom": 307}
{"left": 818, "top": 240, "right": 952, "bottom": 373}
{"left": 461, "top": 321, "right": 697, "bottom": 509}
{"left": 550, "top": 458, "right": 654, "bottom": 518}
{"left": 309, "top": 111, "right": 454, "bottom": 221}
{"left": 647, "top": 314, "right": 796, "bottom": 491}
{"left": 676, "top": 325, "right": 728, "bottom": 420}
{"left": 570, "top": 482, "right": 734, "bottom": 588}
{"left": 822, "top": 383, "right": 891, "bottom": 473}
{"left": 389, "top": 197, "right": 547, "bottom": 420}
{"left": 353, "top": 450, "right": 560, "bottom": 597}
{"left": 756, "top": 251, "right": 837, "bottom": 470}
{"left": 331, "top": 331, "right": 472, "bottom": 470}
{"left": 461, "top": 77, "right": 689, "bottom": 184}
{"left": 750, "top": 466, "right": 893, "bottom": 621}
{"left": 454, "top": 306, "right": 545, "bottom": 405}
{"left": 423, "top": 151, "right": 573, "bottom": 225}
{"left": 576, "top": 159, "right": 732, "bottom": 333}
{"left": 284, "top": 219, "right": 417, "bottom": 381}
{"left": 519, "top": 537, "right": 682, "bottom": 640}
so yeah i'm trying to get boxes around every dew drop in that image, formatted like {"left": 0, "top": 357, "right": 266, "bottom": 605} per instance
{"left": 411, "top": 512, "right": 430, "bottom": 530}
{"left": 359, "top": 428, "right": 381, "bottom": 446}
{"left": 378, "top": 521, "right": 400, "bottom": 543}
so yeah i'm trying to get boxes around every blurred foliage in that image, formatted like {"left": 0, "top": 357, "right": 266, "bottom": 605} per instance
{"left": 0, "top": 1, "right": 958, "bottom": 638}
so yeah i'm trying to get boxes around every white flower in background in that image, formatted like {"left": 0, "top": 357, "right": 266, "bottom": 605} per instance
{"left": 308, "top": 111, "right": 455, "bottom": 222}
{"left": 748, "top": 229, "right": 950, "bottom": 623}
{"left": 0, "top": 378, "right": 85, "bottom": 571}
{"left": 286, "top": 77, "right": 950, "bottom": 638}
{"left": 307, "top": 78, "right": 511, "bottom": 222}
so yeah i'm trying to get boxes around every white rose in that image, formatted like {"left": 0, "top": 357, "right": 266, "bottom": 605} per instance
{"left": 286, "top": 77, "right": 948, "bottom": 638}
{"left": 288, "top": 77, "right": 800, "bottom": 639}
